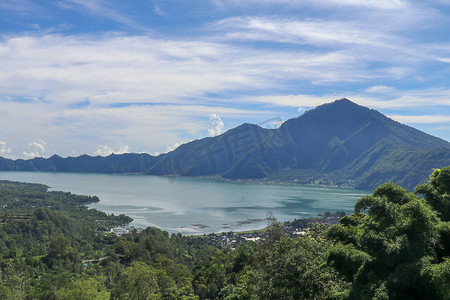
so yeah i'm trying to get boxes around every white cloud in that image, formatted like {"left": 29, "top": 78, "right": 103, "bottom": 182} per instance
{"left": 211, "top": 15, "right": 450, "bottom": 68}
{"left": 1, "top": 27, "right": 449, "bottom": 113}
{"left": 0, "top": 34, "right": 279, "bottom": 107}
{"left": 438, "top": 57, "right": 450, "bottom": 63}
{"left": 208, "top": 113, "right": 224, "bottom": 136}
{"left": 430, "top": 0, "right": 450, "bottom": 5}
{"left": 215, "top": 0, "right": 408, "bottom": 9}
{"left": 0, "top": 0, "right": 42, "bottom": 14}
{"left": 0, "top": 142, "right": 12, "bottom": 156}
{"left": 388, "top": 114, "right": 450, "bottom": 124}
{"left": 154, "top": 5, "right": 166, "bottom": 16}
{"left": 365, "top": 85, "right": 396, "bottom": 93}
{"left": 246, "top": 87, "right": 450, "bottom": 110}
{"left": 0, "top": 96, "right": 279, "bottom": 158}
{"left": 213, "top": 17, "right": 398, "bottom": 48}
{"left": 2, "top": 0, "right": 450, "bottom": 156}
{"left": 58, "top": 0, "right": 143, "bottom": 30}
{"left": 314, "top": 0, "right": 408, "bottom": 9}
{"left": 94, "top": 145, "right": 113, "bottom": 156}
{"left": 246, "top": 94, "right": 339, "bottom": 108}
{"left": 166, "top": 143, "right": 181, "bottom": 153}
{"left": 433, "top": 125, "right": 450, "bottom": 131}
{"left": 23, "top": 140, "right": 46, "bottom": 158}
{"left": 94, "top": 143, "right": 130, "bottom": 156}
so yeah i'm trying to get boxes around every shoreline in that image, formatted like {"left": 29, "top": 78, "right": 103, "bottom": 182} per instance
{"left": 0, "top": 170, "right": 360, "bottom": 190}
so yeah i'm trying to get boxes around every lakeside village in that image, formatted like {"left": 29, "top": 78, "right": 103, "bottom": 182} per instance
{"left": 108, "top": 211, "right": 346, "bottom": 250}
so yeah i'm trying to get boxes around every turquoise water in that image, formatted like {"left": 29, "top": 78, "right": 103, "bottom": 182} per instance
{"left": 0, "top": 172, "right": 368, "bottom": 234}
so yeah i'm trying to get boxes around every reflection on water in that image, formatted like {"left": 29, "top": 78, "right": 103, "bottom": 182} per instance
{"left": 0, "top": 172, "right": 369, "bottom": 235}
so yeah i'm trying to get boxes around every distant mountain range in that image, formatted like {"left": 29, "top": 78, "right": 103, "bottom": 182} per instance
{"left": 1, "top": 99, "right": 449, "bottom": 190}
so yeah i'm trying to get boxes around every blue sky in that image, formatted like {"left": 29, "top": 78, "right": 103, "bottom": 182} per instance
{"left": 1, "top": 0, "right": 450, "bottom": 158}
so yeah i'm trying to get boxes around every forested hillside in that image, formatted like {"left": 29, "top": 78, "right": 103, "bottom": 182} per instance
{"left": 0, "top": 167, "right": 449, "bottom": 299}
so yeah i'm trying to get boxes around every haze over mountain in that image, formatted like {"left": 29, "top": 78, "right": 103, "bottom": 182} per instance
{"left": 1, "top": 99, "right": 449, "bottom": 190}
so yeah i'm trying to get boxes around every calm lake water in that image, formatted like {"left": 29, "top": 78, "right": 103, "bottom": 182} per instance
{"left": 0, "top": 172, "right": 368, "bottom": 234}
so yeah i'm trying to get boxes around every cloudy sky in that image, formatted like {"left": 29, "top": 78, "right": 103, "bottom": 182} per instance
{"left": 1, "top": 0, "right": 450, "bottom": 158}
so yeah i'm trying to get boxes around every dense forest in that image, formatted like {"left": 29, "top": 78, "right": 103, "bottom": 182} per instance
{"left": 0, "top": 167, "right": 449, "bottom": 299}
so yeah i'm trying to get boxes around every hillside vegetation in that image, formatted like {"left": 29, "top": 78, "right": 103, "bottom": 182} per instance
{"left": 0, "top": 167, "right": 449, "bottom": 299}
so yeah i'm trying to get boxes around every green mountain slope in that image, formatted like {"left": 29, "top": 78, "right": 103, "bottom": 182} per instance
{"left": 220, "top": 99, "right": 450, "bottom": 190}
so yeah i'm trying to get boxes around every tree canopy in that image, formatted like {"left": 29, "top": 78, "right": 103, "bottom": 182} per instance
{"left": 0, "top": 168, "right": 449, "bottom": 299}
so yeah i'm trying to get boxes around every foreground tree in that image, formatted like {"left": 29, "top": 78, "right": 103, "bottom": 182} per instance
{"left": 415, "top": 167, "right": 450, "bottom": 221}
{"left": 326, "top": 177, "right": 450, "bottom": 299}
{"left": 224, "top": 223, "right": 350, "bottom": 300}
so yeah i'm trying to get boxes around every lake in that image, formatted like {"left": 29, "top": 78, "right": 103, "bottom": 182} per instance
{"left": 0, "top": 172, "right": 369, "bottom": 234}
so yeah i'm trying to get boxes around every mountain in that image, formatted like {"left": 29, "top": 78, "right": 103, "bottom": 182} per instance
{"left": 221, "top": 99, "right": 450, "bottom": 190}
{"left": 1, "top": 99, "right": 449, "bottom": 190}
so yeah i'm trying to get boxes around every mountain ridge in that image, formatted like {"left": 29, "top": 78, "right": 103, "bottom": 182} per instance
{"left": 1, "top": 98, "right": 449, "bottom": 190}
